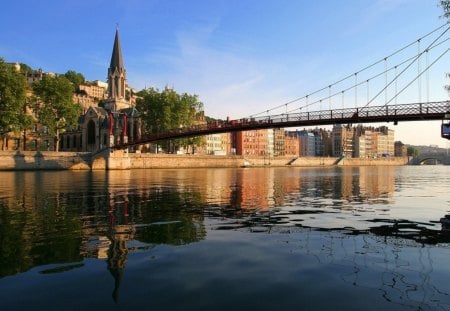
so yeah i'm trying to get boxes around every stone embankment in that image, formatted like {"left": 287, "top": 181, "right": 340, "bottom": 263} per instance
{"left": 0, "top": 150, "right": 409, "bottom": 171}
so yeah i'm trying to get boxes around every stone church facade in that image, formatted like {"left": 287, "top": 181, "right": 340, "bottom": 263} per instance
{"left": 60, "top": 30, "right": 141, "bottom": 152}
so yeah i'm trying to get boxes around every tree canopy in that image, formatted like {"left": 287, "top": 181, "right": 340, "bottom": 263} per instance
{"left": 407, "top": 146, "right": 419, "bottom": 157}
{"left": 136, "top": 87, "right": 205, "bottom": 151}
{"left": 64, "top": 70, "right": 85, "bottom": 89}
{"left": 441, "top": 0, "right": 450, "bottom": 20}
{"left": 18, "top": 63, "right": 33, "bottom": 74}
{"left": 32, "top": 75, "right": 81, "bottom": 151}
{"left": 0, "top": 58, "right": 32, "bottom": 149}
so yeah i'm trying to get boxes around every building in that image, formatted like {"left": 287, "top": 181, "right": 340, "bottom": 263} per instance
{"left": 233, "top": 129, "right": 269, "bottom": 156}
{"left": 206, "top": 132, "right": 232, "bottom": 155}
{"left": 332, "top": 125, "right": 355, "bottom": 157}
{"left": 79, "top": 82, "right": 107, "bottom": 100}
{"left": 334, "top": 124, "right": 395, "bottom": 158}
{"left": 273, "top": 128, "right": 285, "bottom": 156}
{"left": 395, "top": 141, "right": 408, "bottom": 157}
{"left": 60, "top": 29, "right": 141, "bottom": 152}
{"left": 284, "top": 133, "right": 300, "bottom": 156}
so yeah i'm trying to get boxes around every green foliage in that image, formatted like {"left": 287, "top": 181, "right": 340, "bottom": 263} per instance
{"left": 407, "top": 146, "right": 419, "bottom": 157}
{"left": 18, "top": 63, "right": 33, "bottom": 74}
{"left": 136, "top": 87, "right": 205, "bottom": 151}
{"left": 0, "top": 58, "right": 29, "bottom": 136}
{"left": 64, "top": 70, "right": 85, "bottom": 89}
{"left": 441, "top": 0, "right": 450, "bottom": 20}
{"left": 32, "top": 75, "right": 81, "bottom": 151}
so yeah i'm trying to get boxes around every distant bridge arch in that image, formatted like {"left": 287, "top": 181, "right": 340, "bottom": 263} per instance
{"left": 410, "top": 153, "right": 450, "bottom": 165}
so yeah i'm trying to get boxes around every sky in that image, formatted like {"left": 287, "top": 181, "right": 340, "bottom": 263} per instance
{"left": 0, "top": 0, "right": 449, "bottom": 147}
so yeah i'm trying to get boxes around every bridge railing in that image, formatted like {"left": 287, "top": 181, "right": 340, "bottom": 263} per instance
{"left": 250, "top": 101, "right": 449, "bottom": 125}
{"left": 116, "top": 101, "right": 449, "bottom": 148}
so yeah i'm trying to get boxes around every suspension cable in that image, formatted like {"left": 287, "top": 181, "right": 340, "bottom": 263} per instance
{"left": 362, "top": 25, "right": 449, "bottom": 109}
{"left": 284, "top": 37, "right": 449, "bottom": 114}
{"left": 248, "top": 23, "right": 449, "bottom": 117}
{"left": 385, "top": 48, "right": 449, "bottom": 106}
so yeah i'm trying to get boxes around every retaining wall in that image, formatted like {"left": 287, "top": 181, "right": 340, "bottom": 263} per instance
{"left": 0, "top": 151, "right": 91, "bottom": 170}
{"left": 0, "top": 150, "right": 409, "bottom": 170}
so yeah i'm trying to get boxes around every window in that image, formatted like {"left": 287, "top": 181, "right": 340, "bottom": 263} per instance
{"left": 87, "top": 120, "right": 96, "bottom": 145}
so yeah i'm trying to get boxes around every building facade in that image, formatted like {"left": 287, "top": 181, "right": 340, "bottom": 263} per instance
{"left": 233, "top": 129, "right": 269, "bottom": 156}
{"left": 60, "top": 29, "right": 141, "bottom": 152}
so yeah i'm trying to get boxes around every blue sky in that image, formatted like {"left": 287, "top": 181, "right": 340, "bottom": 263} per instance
{"left": 0, "top": 0, "right": 449, "bottom": 147}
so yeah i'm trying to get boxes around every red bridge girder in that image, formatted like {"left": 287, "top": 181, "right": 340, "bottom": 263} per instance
{"left": 114, "top": 100, "right": 450, "bottom": 149}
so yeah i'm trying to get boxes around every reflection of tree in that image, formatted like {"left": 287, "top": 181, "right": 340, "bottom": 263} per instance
{"left": 0, "top": 193, "right": 83, "bottom": 278}
{"left": 135, "top": 188, "right": 206, "bottom": 245}
{"left": 102, "top": 187, "right": 206, "bottom": 302}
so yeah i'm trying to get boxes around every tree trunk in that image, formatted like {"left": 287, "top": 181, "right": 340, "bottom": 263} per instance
{"left": 55, "top": 129, "right": 59, "bottom": 152}
{"left": 23, "top": 130, "right": 27, "bottom": 151}
{"left": 1, "top": 135, "right": 6, "bottom": 151}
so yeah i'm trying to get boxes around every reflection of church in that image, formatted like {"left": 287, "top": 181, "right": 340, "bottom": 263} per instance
{"left": 60, "top": 30, "right": 141, "bottom": 152}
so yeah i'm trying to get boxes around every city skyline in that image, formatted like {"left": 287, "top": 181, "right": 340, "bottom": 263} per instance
{"left": 0, "top": 0, "right": 449, "bottom": 147}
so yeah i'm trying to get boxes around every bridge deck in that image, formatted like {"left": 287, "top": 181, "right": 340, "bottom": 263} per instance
{"left": 117, "top": 101, "right": 450, "bottom": 148}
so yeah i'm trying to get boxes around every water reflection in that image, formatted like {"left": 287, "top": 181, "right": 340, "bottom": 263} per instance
{"left": 0, "top": 166, "right": 449, "bottom": 309}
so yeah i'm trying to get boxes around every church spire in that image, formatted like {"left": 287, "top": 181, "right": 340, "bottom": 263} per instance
{"left": 110, "top": 29, "right": 124, "bottom": 70}
{"left": 107, "top": 28, "right": 126, "bottom": 102}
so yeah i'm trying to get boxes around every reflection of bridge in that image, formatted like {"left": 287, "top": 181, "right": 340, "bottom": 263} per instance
{"left": 410, "top": 152, "right": 450, "bottom": 165}
{"left": 115, "top": 101, "right": 450, "bottom": 149}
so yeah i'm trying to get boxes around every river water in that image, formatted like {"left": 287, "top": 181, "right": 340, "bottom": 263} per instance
{"left": 0, "top": 166, "right": 449, "bottom": 310}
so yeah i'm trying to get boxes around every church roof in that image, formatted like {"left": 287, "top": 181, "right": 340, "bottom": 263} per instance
{"left": 87, "top": 106, "right": 109, "bottom": 117}
{"left": 109, "top": 29, "right": 124, "bottom": 70}
{"left": 120, "top": 107, "right": 139, "bottom": 117}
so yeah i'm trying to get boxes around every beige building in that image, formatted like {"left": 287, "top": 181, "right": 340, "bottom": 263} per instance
{"left": 79, "top": 82, "right": 107, "bottom": 100}
{"left": 332, "top": 125, "right": 354, "bottom": 157}
{"left": 338, "top": 125, "right": 395, "bottom": 158}
{"left": 273, "top": 128, "right": 285, "bottom": 156}
{"left": 206, "top": 132, "right": 232, "bottom": 155}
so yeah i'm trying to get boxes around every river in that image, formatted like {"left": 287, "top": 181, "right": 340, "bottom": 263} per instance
{"left": 0, "top": 166, "right": 449, "bottom": 310}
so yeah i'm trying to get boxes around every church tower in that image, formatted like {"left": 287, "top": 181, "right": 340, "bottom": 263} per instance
{"left": 105, "top": 29, "right": 130, "bottom": 111}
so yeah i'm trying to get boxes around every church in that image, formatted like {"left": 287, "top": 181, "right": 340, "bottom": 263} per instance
{"left": 60, "top": 29, "right": 141, "bottom": 152}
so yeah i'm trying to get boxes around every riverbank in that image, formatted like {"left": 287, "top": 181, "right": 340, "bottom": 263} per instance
{"left": 0, "top": 150, "right": 409, "bottom": 170}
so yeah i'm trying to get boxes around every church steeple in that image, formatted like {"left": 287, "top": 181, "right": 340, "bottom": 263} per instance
{"left": 110, "top": 29, "right": 124, "bottom": 70}
{"left": 108, "top": 28, "right": 126, "bottom": 102}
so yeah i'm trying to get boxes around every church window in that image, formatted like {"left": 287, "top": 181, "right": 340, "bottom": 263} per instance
{"left": 88, "top": 120, "right": 96, "bottom": 145}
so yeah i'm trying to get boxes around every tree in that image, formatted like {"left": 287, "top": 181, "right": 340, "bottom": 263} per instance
{"left": 136, "top": 87, "right": 205, "bottom": 152}
{"left": 407, "top": 146, "right": 419, "bottom": 157}
{"left": 0, "top": 58, "right": 31, "bottom": 150}
{"left": 18, "top": 63, "right": 33, "bottom": 74}
{"left": 64, "top": 70, "right": 85, "bottom": 89}
{"left": 32, "top": 75, "right": 81, "bottom": 151}
{"left": 441, "top": 0, "right": 450, "bottom": 19}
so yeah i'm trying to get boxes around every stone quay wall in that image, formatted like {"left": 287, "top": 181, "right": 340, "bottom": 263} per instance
{"left": 0, "top": 151, "right": 91, "bottom": 170}
{"left": 0, "top": 150, "right": 408, "bottom": 171}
